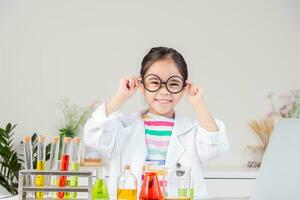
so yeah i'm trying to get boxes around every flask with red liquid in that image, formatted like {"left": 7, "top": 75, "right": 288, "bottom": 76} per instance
{"left": 57, "top": 137, "right": 72, "bottom": 199}
{"left": 139, "top": 170, "right": 163, "bottom": 200}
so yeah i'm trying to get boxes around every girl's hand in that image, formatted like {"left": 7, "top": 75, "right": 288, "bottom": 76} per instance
{"left": 184, "top": 81, "right": 219, "bottom": 132}
{"left": 116, "top": 76, "right": 139, "bottom": 101}
{"left": 185, "top": 81, "right": 204, "bottom": 106}
{"left": 106, "top": 76, "right": 139, "bottom": 116}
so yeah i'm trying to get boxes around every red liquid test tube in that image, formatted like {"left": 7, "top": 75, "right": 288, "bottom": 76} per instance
{"left": 57, "top": 137, "right": 72, "bottom": 199}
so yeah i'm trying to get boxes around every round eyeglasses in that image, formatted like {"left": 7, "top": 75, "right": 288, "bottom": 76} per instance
{"left": 141, "top": 74, "right": 186, "bottom": 94}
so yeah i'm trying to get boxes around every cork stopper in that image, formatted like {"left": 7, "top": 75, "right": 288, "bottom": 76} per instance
{"left": 23, "top": 136, "right": 31, "bottom": 144}
{"left": 63, "top": 137, "right": 72, "bottom": 143}
{"left": 38, "top": 135, "right": 46, "bottom": 142}
{"left": 157, "top": 168, "right": 167, "bottom": 176}
{"left": 52, "top": 136, "right": 60, "bottom": 143}
{"left": 124, "top": 165, "right": 131, "bottom": 170}
{"left": 73, "top": 137, "right": 81, "bottom": 143}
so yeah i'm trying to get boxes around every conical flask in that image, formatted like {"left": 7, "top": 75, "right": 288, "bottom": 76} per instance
{"left": 92, "top": 167, "right": 109, "bottom": 200}
{"left": 139, "top": 171, "right": 163, "bottom": 200}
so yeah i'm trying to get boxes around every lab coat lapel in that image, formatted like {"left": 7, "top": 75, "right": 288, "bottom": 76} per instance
{"left": 133, "top": 111, "right": 148, "bottom": 161}
{"left": 165, "top": 113, "right": 193, "bottom": 167}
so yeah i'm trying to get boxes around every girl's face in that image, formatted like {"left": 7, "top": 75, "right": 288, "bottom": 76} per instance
{"left": 139, "top": 59, "right": 185, "bottom": 118}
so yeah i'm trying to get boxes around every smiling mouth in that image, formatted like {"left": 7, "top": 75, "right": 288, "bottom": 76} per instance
{"left": 155, "top": 99, "right": 173, "bottom": 103}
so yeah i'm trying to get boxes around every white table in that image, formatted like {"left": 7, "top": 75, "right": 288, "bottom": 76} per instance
{"left": 203, "top": 165, "right": 258, "bottom": 199}
{"left": 4, "top": 165, "right": 257, "bottom": 200}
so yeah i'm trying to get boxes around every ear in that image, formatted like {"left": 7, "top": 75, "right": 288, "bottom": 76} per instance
{"left": 137, "top": 77, "right": 145, "bottom": 94}
{"left": 183, "top": 80, "right": 191, "bottom": 96}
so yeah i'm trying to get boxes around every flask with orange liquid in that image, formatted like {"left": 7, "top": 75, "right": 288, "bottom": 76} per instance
{"left": 117, "top": 165, "right": 137, "bottom": 200}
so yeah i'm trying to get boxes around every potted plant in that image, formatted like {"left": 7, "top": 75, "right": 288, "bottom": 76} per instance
{"left": 247, "top": 89, "right": 300, "bottom": 167}
{"left": 266, "top": 89, "right": 300, "bottom": 119}
{"left": 0, "top": 123, "right": 22, "bottom": 195}
{"left": 57, "top": 99, "right": 97, "bottom": 158}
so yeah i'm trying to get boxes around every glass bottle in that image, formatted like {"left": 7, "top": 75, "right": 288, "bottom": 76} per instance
{"left": 117, "top": 165, "right": 137, "bottom": 200}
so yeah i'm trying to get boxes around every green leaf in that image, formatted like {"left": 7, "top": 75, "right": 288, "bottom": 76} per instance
{"left": 5, "top": 123, "right": 12, "bottom": 133}
{"left": 0, "top": 123, "right": 22, "bottom": 195}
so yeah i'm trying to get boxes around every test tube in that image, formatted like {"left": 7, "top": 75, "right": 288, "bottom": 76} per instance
{"left": 48, "top": 136, "right": 60, "bottom": 198}
{"left": 23, "top": 136, "right": 34, "bottom": 198}
{"left": 70, "top": 137, "right": 81, "bottom": 198}
{"left": 35, "top": 135, "right": 46, "bottom": 198}
{"left": 57, "top": 137, "right": 72, "bottom": 199}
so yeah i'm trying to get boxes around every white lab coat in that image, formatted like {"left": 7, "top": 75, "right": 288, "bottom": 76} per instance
{"left": 84, "top": 102, "right": 229, "bottom": 199}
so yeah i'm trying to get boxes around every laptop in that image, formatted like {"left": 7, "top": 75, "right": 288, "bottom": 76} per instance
{"left": 250, "top": 118, "right": 300, "bottom": 200}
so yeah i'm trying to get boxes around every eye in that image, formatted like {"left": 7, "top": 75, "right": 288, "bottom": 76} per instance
{"left": 150, "top": 81, "right": 160, "bottom": 85}
{"left": 168, "top": 81, "right": 182, "bottom": 87}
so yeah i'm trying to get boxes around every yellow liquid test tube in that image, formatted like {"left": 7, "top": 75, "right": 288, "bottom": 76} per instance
{"left": 35, "top": 135, "right": 46, "bottom": 199}
{"left": 35, "top": 160, "right": 45, "bottom": 198}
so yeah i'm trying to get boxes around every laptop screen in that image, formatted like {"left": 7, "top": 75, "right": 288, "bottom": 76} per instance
{"left": 251, "top": 118, "right": 300, "bottom": 200}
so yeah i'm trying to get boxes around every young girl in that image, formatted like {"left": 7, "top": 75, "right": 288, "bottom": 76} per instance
{"left": 84, "top": 47, "right": 229, "bottom": 199}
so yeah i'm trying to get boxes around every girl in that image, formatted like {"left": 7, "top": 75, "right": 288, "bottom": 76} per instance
{"left": 84, "top": 47, "right": 229, "bottom": 199}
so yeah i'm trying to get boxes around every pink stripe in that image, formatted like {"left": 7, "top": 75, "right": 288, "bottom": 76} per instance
{"left": 144, "top": 121, "right": 174, "bottom": 126}
{"left": 159, "top": 180, "right": 168, "bottom": 187}
{"left": 146, "top": 138, "right": 170, "bottom": 146}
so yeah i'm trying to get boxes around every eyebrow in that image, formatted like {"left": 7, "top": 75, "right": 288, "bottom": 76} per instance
{"left": 168, "top": 79, "right": 182, "bottom": 83}
{"left": 148, "top": 77, "right": 159, "bottom": 81}
{"left": 145, "top": 74, "right": 183, "bottom": 82}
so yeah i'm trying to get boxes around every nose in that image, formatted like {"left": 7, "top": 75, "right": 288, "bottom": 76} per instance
{"left": 158, "top": 83, "right": 170, "bottom": 95}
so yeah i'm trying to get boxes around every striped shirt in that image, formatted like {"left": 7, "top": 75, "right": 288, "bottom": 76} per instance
{"left": 142, "top": 112, "right": 175, "bottom": 166}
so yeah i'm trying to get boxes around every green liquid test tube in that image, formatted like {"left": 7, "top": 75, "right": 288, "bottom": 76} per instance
{"left": 70, "top": 162, "right": 80, "bottom": 198}
{"left": 49, "top": 136, "right": 60, "bottom": 198}
{"left": 70, "top": 137, "right": 81, "bottom": 199}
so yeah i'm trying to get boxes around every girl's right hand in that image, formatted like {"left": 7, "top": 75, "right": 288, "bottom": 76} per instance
{"left": 116, "top": 76, "right": 139, "bottom": 101}
{"left": 106, "top": 76, "right": 139, "bottom": 116}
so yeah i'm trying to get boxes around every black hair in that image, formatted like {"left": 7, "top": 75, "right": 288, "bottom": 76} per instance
{"left": 140, "top": 47, "right": 188, "bottom": 81}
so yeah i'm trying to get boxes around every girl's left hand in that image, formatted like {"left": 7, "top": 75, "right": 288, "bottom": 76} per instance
{"left": 184, "top": 80, "right": 204, "bottom": 106}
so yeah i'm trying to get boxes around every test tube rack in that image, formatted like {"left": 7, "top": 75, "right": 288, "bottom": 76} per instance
{"left": 18, "top": 169, "right": 93, "bottom": 200}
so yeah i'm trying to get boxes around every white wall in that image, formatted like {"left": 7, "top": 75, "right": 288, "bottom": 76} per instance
{"left": 0, "top": 0, "right": 299, "bottom": 166}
